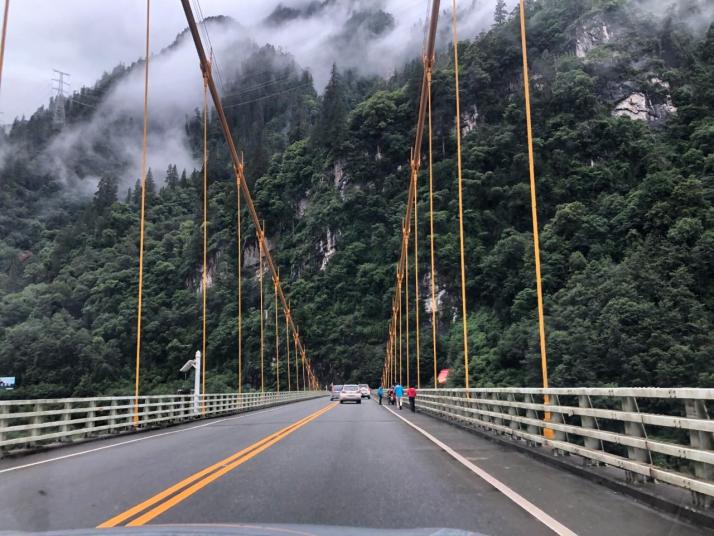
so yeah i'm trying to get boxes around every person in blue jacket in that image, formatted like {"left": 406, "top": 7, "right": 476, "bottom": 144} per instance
{"left": 394, "top": 383, "right": 404, "bottom": 410}
{"left": 377, "top": 385, "right": 384, "bottom": 405}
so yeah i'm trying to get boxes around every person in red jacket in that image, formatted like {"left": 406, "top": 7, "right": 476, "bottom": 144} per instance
{"left": 407, "top": 385, "right": 417, "bottom": 413}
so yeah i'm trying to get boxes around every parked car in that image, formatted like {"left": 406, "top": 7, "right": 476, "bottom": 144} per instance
{"left": 339, "top": 384, "right": 361, "bottom": 404}
{"left": 330, "top": 385, "right": 343, "bottom": 401}
{"left": 358, "top": 384, "right": 370, "bottom": 398}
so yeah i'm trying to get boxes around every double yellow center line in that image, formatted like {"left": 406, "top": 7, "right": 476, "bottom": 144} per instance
{"left": 98, "top": 402, "right": 336, "bottom": 528}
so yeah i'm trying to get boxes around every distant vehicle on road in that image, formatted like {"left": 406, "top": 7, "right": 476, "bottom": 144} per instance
{"left": 358, "top": 384, "right": 370, "bottom": 398}
{"left": 330, "top": 385, "right": 343, "bottom": 401}
{"left": 339, "top": 384, "right": 361, "bottom": 404}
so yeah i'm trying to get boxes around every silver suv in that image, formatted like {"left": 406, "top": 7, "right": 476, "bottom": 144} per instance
{"left": 359, "top": 384, "right": 370, "bottom": 398}
{"left": 339, "top": 384, "right": 361, "bottom": 404}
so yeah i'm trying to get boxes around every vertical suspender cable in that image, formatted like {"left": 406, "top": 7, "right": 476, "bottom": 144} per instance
{"left": 0, "top": 0, "right": 9, "bottom": 95}
{"left": 201, "top": 73, "right": 208, "bottom": 414}
{"left": 236, "top": 159, "right": 242, "bottom": 393}
{"left": 286, "top": 308, "right": 291, "bottom": 391}
{"left": 519, "top": 0, "right": 551, "bottom": 432}
{"left": 274, "top": 273, "right": 280, "bottom": 393}
{"left": 427, "top": 65, "right": 438, "bottom": 389}
{"left": 451, "top": 0, "right": 470, "bottom": 389}
{"left": 414, "top": 167, "right": 421, "bottom": 389}
{"left": 398, "top": 273, "right": 403, "bottom": 383}
{"left": 405, "top": 218, "right": 410, "bottom": 388}
{"left": 259, "top": 226, "right": 265, "bottom": 393}
{"left": 301, "top": 348, "right": 306, "bottom": 391}
{"left": 133, "top": 0, "right": 151, "bottom": 426}
{"left": 294, "top": 333, "right": 299, "bottom": 390}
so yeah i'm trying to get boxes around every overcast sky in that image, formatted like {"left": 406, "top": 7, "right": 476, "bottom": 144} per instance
{"left": 0, "top": 0, "right": 511, "bottom": 124}
{"left": 0, "top": 1, "right": 277, "bottom": 122}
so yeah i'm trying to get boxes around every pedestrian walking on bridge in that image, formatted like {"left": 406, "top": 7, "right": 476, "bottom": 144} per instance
{"left": 377, "top": 385, "right": 384, "bottom": 405}
{"left": 407, "top": 385, "right": 417, "bottom": 413}
{"left": 394, "top": 383, "right": 404, "bottom": 410}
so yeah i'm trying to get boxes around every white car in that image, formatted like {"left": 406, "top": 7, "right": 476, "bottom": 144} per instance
{"left": 358, "top": 384, "right": 370, "bottom": 398}
{"left": 339, "top": 384, "right": 362, "bottom": 404}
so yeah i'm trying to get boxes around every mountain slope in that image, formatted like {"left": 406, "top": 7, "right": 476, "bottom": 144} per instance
{"left": 0, "top": 0, "right": 713, "bottom": 397}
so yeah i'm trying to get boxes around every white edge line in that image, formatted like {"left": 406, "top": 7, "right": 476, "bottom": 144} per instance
{"left": 383, "top": 405, "right": 578, "bottom": 536}
{"left": 0, "top": 402, "right": 313, "bottom": 475}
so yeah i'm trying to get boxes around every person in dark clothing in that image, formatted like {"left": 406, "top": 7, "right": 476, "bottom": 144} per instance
{"left": 407, "top": 385, "right": 417, "bottom": 412}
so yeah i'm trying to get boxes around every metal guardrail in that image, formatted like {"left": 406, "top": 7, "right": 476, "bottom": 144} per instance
{"left": 414, "top": 388, "right": 714, "bottom": 507}
{"left": 0, "top": 391, "right": 324, "bottom": 457}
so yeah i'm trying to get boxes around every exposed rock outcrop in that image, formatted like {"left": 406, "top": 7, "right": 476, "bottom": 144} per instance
{"left": 576, "top": 20, "right": 612, "bottom": 58}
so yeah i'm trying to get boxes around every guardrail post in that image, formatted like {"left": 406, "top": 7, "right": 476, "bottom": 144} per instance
{"left": 548, "top": 394, "right": 568, "bottom": 456}
{"left": 506, "top": 393, "right": 521, "bottom": 438}
{"left": 491, "top": 392, "right": 503, "bottom": 433}
{"left": 30, "top": 402, "right": 43, "bottom": 446}
{"left": 578, "top": 395, "right": 603, "bottom": 466}
{"left": 524, "top": 394, "right": 540, "bottom": 447}
{"left": 684, "top": 399, "right": 714, "bottom": 508}
{"left": 59, "top": 401, "right": 72, "bottom": 440}
{"left": 108, "top": 399, "right": 117, "bottom": 432}
{"left": 470, "top": 392, "right": 492, "bottom": 430}
{"left": 86, "top": 400, "right": 96, "bottom": 438}
{"left": 620, "top": 396, "right": 652, "bottom": 484}
{"left": 0, "top": 403, "right": 8, "bottom": 455}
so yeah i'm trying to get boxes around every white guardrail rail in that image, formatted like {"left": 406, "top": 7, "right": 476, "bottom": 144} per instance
{"left": 415, "top": 387, "right": 714, "bottom": 507}
{"left": 0, "top": 391, "right": 324, "bottom": 457}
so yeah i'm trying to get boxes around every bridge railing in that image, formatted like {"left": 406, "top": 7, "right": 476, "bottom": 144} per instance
{"left": 0, "top": 390, "right": 323, "bottom": 457}
{"left": 414, "top": 387, "right": 714, "bottom": 506}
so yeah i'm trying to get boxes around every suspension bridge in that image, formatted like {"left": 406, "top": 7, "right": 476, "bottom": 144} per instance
{"left": 0, "top": 0, "right": 712, "bottom": 534}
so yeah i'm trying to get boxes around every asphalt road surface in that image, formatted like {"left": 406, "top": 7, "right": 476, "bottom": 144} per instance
{"left": 0, "top": 396, "right": 707, "bottom": 535}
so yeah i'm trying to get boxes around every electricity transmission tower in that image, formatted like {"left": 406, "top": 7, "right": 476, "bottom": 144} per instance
{"left": 51, "top": 69, "right": 70, "bottom": 127}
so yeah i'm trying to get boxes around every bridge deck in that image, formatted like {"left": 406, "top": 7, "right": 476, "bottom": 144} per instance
{"left": 0, "top": 397, "right": 706, "bottom": 535}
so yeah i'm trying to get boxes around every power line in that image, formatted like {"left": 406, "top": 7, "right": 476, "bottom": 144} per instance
{"left": 222, "top": 82, "right": 312, "bottom": 110}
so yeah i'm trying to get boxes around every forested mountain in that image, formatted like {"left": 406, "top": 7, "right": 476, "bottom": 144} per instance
{"left": 1, "top": 0, "right": 713, "bottom": 397}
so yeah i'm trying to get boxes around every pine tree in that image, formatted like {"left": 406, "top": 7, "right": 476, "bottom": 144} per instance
{"left": 145, "top": 168, "right": 156, "bottom": 199}
{"left": 313, "top": 63, "right": 347, "bottom": 152}
{"left": 93, "top": 175, "right": 118, "bottom": 212}
{"left": 494, "top": 0, "right": 507, "bottom": 25}
{"left": 166, "top": 164, "right": 179, "bottom": 189}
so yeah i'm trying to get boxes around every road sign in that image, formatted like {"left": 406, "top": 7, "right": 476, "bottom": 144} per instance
{"left": 0, "top": 376, "right": 15, "bottom": 390}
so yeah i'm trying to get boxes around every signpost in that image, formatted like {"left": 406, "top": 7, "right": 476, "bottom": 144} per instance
{"left": 179, "top": 352, "right": 201, "bottom": 415}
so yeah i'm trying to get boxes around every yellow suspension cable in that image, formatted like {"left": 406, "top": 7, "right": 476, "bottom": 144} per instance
{"left": 519, "top": 0, "right": 551, "bottom": 434}
{"left": 293, "top": 315, "right": 299, "bottom": 390}
{"left": 293, "top": 332, "right": 299, "bottom": 390}
{"left": 286, "top": 307, "right": 291, "bottom": 391}
{"left": 258, "top": 224, "right": 264, "bottom": 394}
{"left": 452, "top": 0, "right": 470, "bottom": 390}
{"left": 274, "top": 272, "right": 280, "bottom": 393}
{"left": 133, "top": 0, "right": 151, "bottom": 426}
{"left": 393, "top": 316, "right": 397, "bottom": 385}
{"left": 413, "top": 164, "right": 421, "bottom": 389}
{"left": 201, "top": 72, "right": 208, "bottom": 415}
{"left": 427, "top": 65, "right": 439, "bottom": 389}
{"left": 405, "top": 218, "right": 410, "bottom": 388}
{"left": 0, "top": 0, "right": 10, "bottom": 95}
{"left": 236, "top": 157, "right": 242, "bottom": 393}
{"left": 398, "top": 276, "right": 403, "bottom": 385}
{"left": 180, "top": 1, "right": 315, "bottom": 389}
{"left": 301, "top": 346, "right": 307, "bottom": 391}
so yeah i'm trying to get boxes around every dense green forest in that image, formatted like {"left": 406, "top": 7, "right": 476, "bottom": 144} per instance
{"left": 0, "top": 0, "right": 713, "bottom": 397}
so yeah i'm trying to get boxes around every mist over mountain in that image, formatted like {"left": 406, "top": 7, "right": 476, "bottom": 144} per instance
{"left": 0, "top": 0, "right": 713, "bottom": 397}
